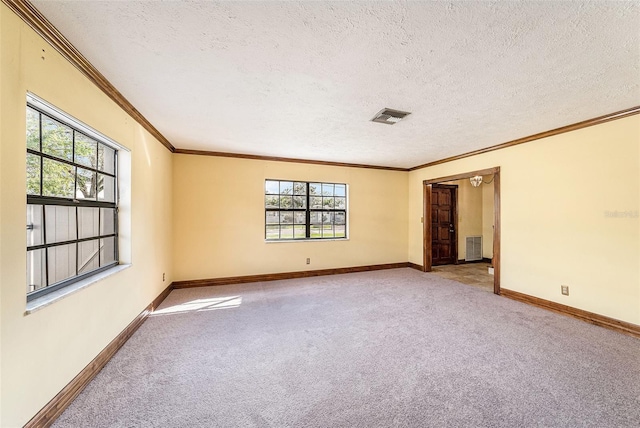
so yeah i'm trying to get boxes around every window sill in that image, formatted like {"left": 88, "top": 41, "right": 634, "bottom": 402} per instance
{"left": 265, "top": 238, "right": 350, "bottom": 243}
{"left": 25, "top": 264, "right": 131, "bottom": 315}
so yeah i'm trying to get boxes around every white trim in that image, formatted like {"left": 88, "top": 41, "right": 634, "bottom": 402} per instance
{"left": 26, "top": 92, "right": 129, "bottom": 152}
{"left": 25, "top": 264, "right": 131, "bottom": 314}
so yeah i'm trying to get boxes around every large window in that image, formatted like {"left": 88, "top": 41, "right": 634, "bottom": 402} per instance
{"left": 26, "top": 98, "right": 118, "bottom": 301}
{"left": 265, "top": 180, "right": 347, "bottom": 240}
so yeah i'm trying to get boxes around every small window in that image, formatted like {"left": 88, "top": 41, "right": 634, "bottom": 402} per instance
{"left": 26, "top": 98, "right": 119, "bottom": 301}
{"left": 265, "top": 180, "right": 347, "bottom": 240}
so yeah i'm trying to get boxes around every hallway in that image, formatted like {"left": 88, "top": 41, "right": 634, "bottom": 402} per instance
{"left": 431, "top": 262, "right": 494, "bottom": 293}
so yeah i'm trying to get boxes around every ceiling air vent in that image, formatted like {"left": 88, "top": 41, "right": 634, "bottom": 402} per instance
{"left": 371, "top": 108, "right": 411, "bottom": 125}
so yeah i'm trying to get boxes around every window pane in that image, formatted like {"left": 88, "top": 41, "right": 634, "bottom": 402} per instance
{"left": 323, "top": 197, "right": 334, "bottom": 209}
{"left": 75, "top": 133, "right": 97, "bottom": 168}
{"left": 280, "top": 212, "right": 294, "bottom": 224}
{"left": 279, "top": 195, "right": 293, "bottom": 209}
{"left": 335, "top": 212, "right": 346, "bottom": 225}
{"left": 334, "top": 184, "right": 346, "bottom": 197}
{"left": 280, "top": 225, "right": 293, "bottom": 239}
{"left": 322, "top": 225, "right": 335, "bottom": 238}
{"left": 335, "top": 225, "right": 346, "bottom": 238}
{"left": 335, "top": 197, "right": 346, "bottom": 209}
{"left": 293, "top": 196, "right": 306, "bottom": 209}
{"left": 266, "top": 211, "right": 279, "bottom": 225}
{"left": 78, "top": 207, "right": 99, "bottom": 239}
{"left": 45, "top": 205, "right": 76, "bottom": 244}
{"left": 48, "top": 243, "right": 76, "bottom": 284}
{"left": 98, "top": 174, "right": 115, "bottom": 202}
{"left": 27, "top": 153, "right": 41, "bottom": 196}
{"left": 265, "top": 195, "right": 278, "bottom": 208}
{"left": 100, "top": 237, "right": 116, "bottom": 266}
{"left": 27, "top": 107, "right": 40, "bottom": 151}
{"left": 266, "top": 225, "right": 279, "bottom": 240}
{"left": 309, "top": 183, "right": 321, "bottom": 196}
{"left": 27, "top": 204, "right": 44, "bottom": 246}
{"left": 42, "top": 116, "right": 73, "bottom": 161}
{"left": 322, "top": 183, "right": 334, "bottom": 196}
{"left": 322, "top": 212, "right": 334, "bottom": 224}
{"left": 27, "top": 249, "right": 46, "bottom": 293}
{"left": 42, "top": 158, "right": 74, "bottom": 198}
{"left": 310, "top": 196, "right": 322, "bottom": 209}
{"left": 279, "top": 181, "right": 293, "bottom": 195}
{"left": 293, "top": 182, "right": 306, "bottom": 195}
{"left": 294, "top": 226, "right": 306, "bottom": 239}
{"left": 310, "top": 212, "right": 322, "bottom": 224}
{"left": 265, "top": 180, "right": 279, "bottom": 195}
{"left": 78, "top": 239, "right": 99, "bottom": 274}
{"left": 77, "top": 167, "right": 97, "bottom": 200}
{"left": 310, "top": 225, "right": 322, "bottom": 238}
{"left": 100, "top": 208, "right": 115, "bottom": 235}
{"left": 97, "top": 144, "right": 115, "bottom": 174}
{"left": 294, "top": 211, "right": 306, "bottom": 224}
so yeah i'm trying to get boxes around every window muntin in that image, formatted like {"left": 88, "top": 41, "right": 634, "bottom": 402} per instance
{"left": 26, "top": 103, "right": 118, "bottom": 301}
{"left": 265, "top": 180, "right": 347, "bottom": 240}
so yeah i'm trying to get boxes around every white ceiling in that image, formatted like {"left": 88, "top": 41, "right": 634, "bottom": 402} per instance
{"left": 31, "top": 1, "right": 639, "bottom": 169}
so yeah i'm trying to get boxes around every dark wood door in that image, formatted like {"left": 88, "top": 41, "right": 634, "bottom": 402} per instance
{"left": 431, "top": 184, "right": 457, "bottom": 266}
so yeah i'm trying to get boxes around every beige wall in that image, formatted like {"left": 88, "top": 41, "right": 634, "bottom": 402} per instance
{"left": 0, "top": 6, "right": 173, "bottom": 427}
{"left": 409, "top": 115, "right": 640, "bottom": 325}
{"left": 446, "top": 179, "right": 483, "bottom": 260}
{"left": 482, "top": 178, "right": 494, "bottom": 259}
{"left": 173, "top": 155, "right": 409, "bottom": 280}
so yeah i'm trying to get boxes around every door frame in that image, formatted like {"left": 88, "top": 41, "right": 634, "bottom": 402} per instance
{"left": 430, "top": 184, "right": 459, "bottom": 266}
{"left": 423, "top": 167, "right": 501, "bottom": 294}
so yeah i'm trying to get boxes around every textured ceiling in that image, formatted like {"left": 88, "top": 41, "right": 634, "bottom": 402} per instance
{"left": 30, "top": 1, "right": 640, "bottom": 168}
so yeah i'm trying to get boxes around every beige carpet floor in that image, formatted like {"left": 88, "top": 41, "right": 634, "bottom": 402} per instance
{"left": 53, "top": 268, "right": 640, "bottom": 427}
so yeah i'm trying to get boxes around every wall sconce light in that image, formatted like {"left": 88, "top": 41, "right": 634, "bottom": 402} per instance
{"left": 470, "top": 175, "right": 483, "bottom": 187}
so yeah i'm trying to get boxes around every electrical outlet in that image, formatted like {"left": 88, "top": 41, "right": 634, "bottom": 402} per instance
{"left": 306, "top": 258, "right": 310, "bottom": 265}
{"left": 561, "top": 285, "right": 569, "bottom": 296}
{"left": 163, "top": 273, "right": 165, "bottom": 282}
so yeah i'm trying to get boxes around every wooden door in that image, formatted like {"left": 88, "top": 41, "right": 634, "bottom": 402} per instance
{"left": 431, "top": 185, "right": 457, "bottom": 266}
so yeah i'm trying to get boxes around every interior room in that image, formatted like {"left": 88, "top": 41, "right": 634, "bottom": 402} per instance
{"left": 430, "top": 174, "right": 495, "bottom": 293}
{"left": 1, "top": 1, "right": 639, "bottom": 427}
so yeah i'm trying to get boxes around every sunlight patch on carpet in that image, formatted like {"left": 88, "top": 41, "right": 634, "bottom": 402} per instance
{"left": 151, "top": 296, "right": 242, "bottom": 316}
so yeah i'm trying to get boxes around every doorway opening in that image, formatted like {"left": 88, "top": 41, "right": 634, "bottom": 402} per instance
{"left": 431, "top": 184, "right": 458, "bottom": 266}
{"left": 423, "top": 167, "right": 501, "bottom": 294}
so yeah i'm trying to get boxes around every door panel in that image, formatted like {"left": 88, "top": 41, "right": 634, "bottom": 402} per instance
{"left": 438, "top": 191, "right": 451, "bottom": 205}
{"left": 431, "top": 185, "right": 457, "bottom": 266}
{"left": 438, "top": 226, "right": 450, "bottom": 240}
{"left": 438, "top": 208, "right": 451, "bottom": 223}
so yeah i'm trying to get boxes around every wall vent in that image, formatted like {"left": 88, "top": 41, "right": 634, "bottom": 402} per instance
{"left": 465, "top": 236, "right": 482, "bottom": 261}
{"left": 371, "top": 108, "right": 411, "bottom": 125}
